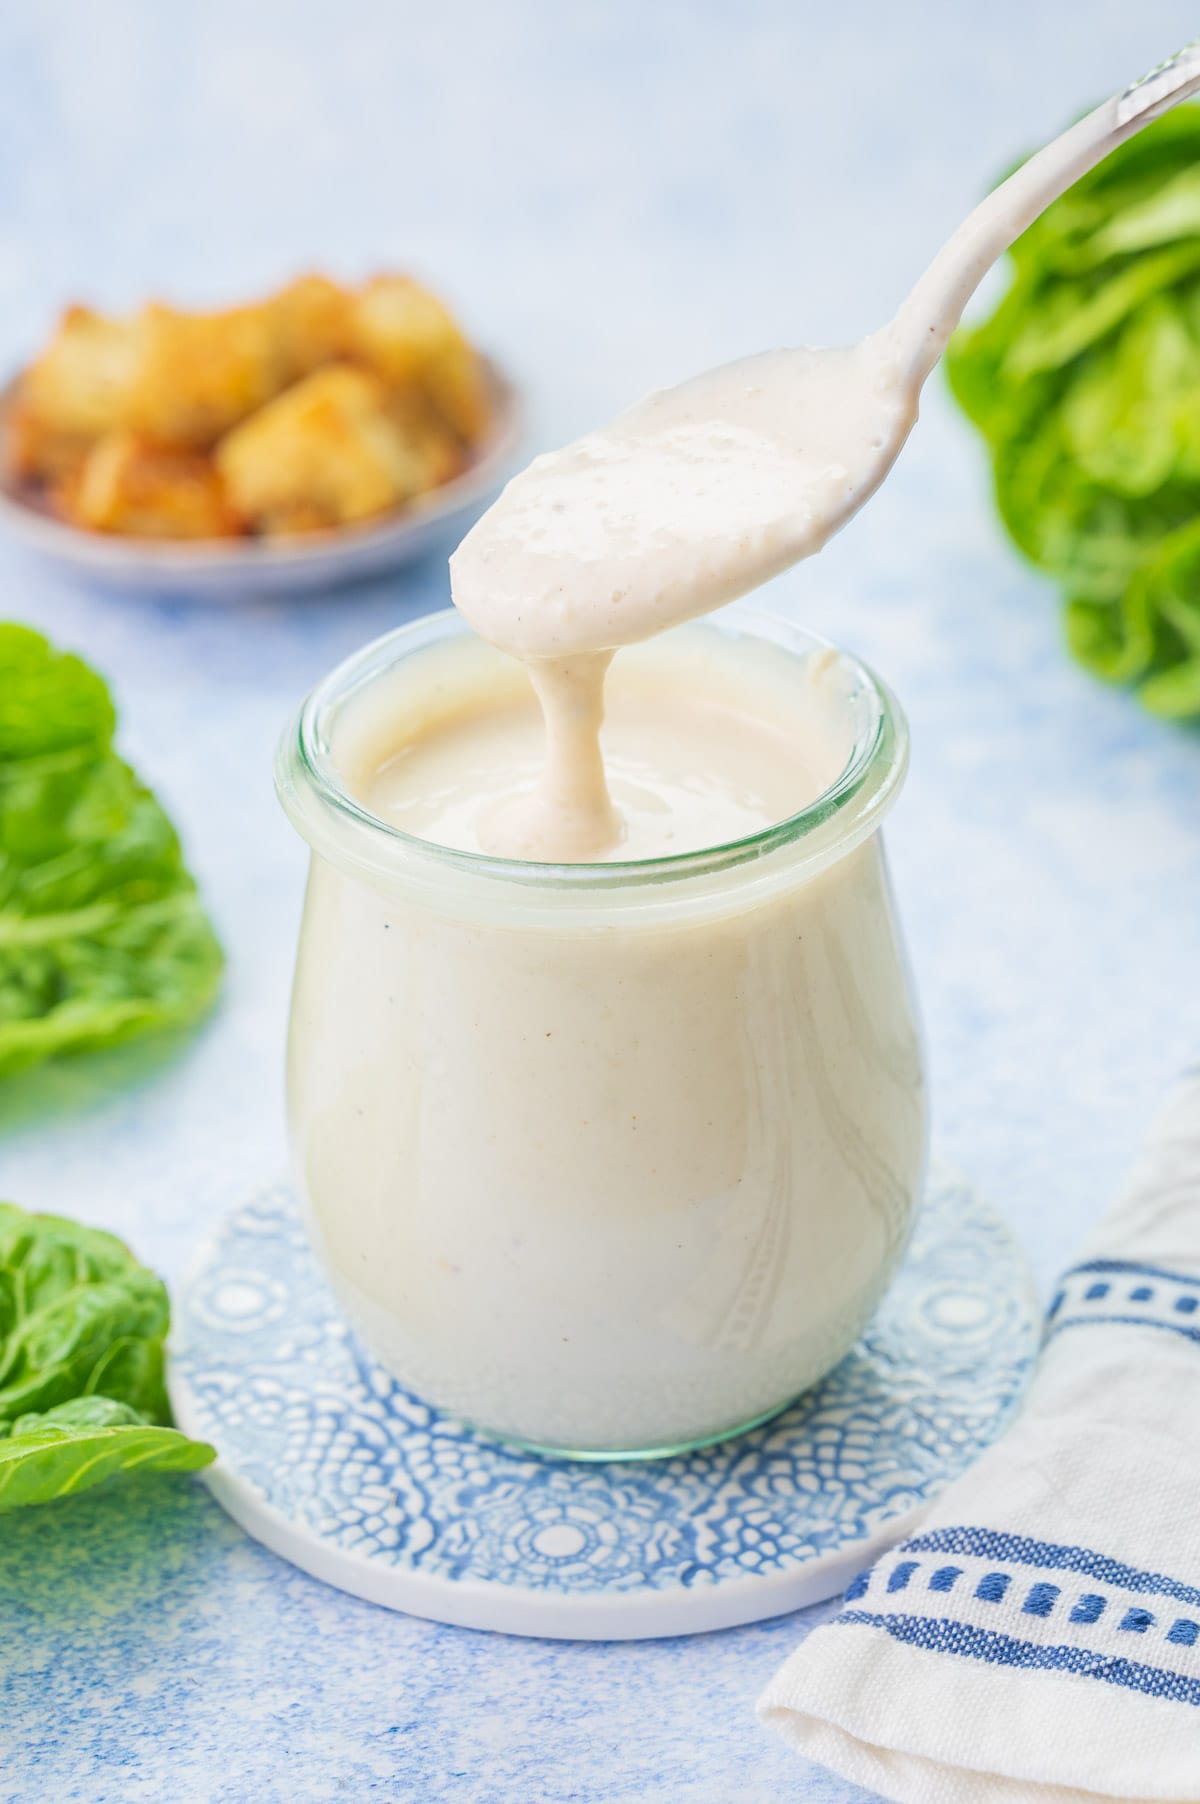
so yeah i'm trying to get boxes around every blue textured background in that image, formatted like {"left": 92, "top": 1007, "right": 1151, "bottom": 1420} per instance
{"left": 0, "top": 4, "right": 1198, "bottom": 1800}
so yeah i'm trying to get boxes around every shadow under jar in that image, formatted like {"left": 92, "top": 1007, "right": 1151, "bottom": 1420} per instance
{"left": 276, "top": 607, "right": 928, "bottom": 1458}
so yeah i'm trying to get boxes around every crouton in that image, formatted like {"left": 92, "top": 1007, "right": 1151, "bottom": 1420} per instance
{"left": 125, "top": 302, "right": 289, "bottom": 448}
{"left": 64, "top": 431, "right": 242, "bottom": 539}
{"left": 351, "top": 276, "right": 491, "bottom": 444}
{"left": 270, "top": 274, "right": 351, "bottom": 380}
{"left": 215, "top": 364, "right": 432, "bottom": 533}
{"left": 8, "top": 305, "right": 141, "bottom": 480}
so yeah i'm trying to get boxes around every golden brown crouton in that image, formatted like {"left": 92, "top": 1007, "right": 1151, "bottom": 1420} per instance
{"left": 21, "top": 305, "right": 141, "bottom": 439}
{"left": 386, "top": 388, "right": 469, "bottom": 491}
{"left": 63, "top": 431, "right": 242, "bottom": 539}
{"left": 125, "top": 302, "right": 289, "bottom": 448}
{"left": 215, "top": 364, "right": 432, "bottom": 534}
{"left": 5, "top": 394, "right": 91, "bottom": 486}
{"left": 351, "top": 276, "right": 491, "bottom": 444}
{"left": 6, "top": 271, "right": 490, "bottom": 540}
{"left": 8, "top": 305, "right": 142, "bottom": 482}
{"left": 270, "top": 274, "right": 351, "bottom": 380}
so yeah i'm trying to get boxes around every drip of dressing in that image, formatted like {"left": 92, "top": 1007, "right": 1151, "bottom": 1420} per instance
{"left": 454, "top": 340, "right": 911, "bottom": 858}
{"left": 356, "top": 633, "right": 851, "bottom": 862}
{"left": 485, "top": 650, "right": 620, "bottom": 859}
{"left": 451, "top": 46, "right": 1200, "bottom": 861}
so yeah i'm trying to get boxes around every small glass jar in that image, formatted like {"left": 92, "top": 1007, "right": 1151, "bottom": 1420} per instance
{"left": 276, "top": 607, "right": 927, "bottom": 1458}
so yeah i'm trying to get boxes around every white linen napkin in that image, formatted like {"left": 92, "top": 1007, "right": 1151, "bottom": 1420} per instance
{"left": 759, "top": 1075, "right": 1200, "bottom": 1804}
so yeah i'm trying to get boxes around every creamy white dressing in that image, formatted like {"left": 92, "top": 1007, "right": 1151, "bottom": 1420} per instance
{"left": 452, "top": 338, "right": 913, "bottom": 661}
{"left": 450, "top": 335, "right": 916, "bottom": 858}
{"left": 356, "top": 632, "right": 848, "bottom": 862}
{"left": 287, "top": 614, "right": 926, "bottom": 1454}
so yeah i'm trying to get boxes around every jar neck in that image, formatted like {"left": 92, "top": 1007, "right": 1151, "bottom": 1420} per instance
{"left": 275, "top": 607, "right": 909, "bottom": 928}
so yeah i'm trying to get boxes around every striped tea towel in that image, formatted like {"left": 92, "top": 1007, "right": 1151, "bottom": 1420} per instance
{"left": 759, "top": 1076, "right": 1200, "bottom": 1804}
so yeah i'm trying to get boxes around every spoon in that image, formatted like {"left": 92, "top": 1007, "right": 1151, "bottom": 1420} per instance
{"left": 452, "top": 42, "right": 1200, "bottom": 663}
{"left": 896, "top": 40, "right": 1200, "bottom": 389}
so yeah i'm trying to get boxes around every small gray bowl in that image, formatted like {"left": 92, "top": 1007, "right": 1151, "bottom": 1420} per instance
{"left": 0, "top": 357, "right": 521, "bottom": 600}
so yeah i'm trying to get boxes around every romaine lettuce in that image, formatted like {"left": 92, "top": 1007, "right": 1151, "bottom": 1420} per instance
{"left": 0, "top": 624, "right": 223, "bottom": 1073}
{"left": 0, "top": 1202, "right": 213, "bottom": 1510}
{"left": 947, "top": 107, "right": 1200, "bottom": 717}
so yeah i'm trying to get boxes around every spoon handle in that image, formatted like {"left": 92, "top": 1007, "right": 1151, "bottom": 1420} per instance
{"left": 894, "top": 40, "right": 1200, "bottom": 387}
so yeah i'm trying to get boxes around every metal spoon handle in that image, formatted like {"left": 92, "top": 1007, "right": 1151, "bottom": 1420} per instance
{"left": 894, "top": 41, "right": 1200, "bottom": 388}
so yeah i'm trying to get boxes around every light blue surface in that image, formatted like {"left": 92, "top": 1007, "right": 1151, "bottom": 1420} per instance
{"left": 169, "top": 1171, "right": 1036, "bottom": 1634}
{"left": 0, "top": 4, "right": 1199, "bottom": 1800}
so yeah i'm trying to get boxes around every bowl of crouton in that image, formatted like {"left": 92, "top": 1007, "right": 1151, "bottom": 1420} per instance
{"left": 0, "top": 273, "right": 520, "bottom": 598}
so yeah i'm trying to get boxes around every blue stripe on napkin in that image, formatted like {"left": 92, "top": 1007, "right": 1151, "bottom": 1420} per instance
{"left": 833, "top": 1611, "right": 1200, "bottom": 1706}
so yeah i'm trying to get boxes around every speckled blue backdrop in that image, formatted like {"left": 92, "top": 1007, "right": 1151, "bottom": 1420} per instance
{"left": 0, "top": 4, "right": 1198, "bottom": 1801}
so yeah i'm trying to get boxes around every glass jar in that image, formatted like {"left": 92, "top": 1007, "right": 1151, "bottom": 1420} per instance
{"left": 276, "top": 606, "right": 927, "bottom": 1458}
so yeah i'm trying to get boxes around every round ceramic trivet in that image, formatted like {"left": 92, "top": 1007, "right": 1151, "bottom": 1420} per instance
{"left": 168, "top": 1166, "right": 1039, "bottom": 1640}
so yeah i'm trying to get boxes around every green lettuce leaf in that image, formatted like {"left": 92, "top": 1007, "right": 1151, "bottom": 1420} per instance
{"left": 0, "top": 1397, "right": 212, "bottom": 1512}
{"left": 947, "top": 105, "right": 1200, "bottom": 717}
{"left": 0, "top": 1202, "right": 214, "bottom": 1511}
{"left": 0, "top": 624, "right": 223, "bottom": 1075}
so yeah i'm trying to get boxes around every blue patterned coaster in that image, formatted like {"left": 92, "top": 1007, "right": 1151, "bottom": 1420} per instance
{"left": 169, "top": 1166, "right": 1038, "bottom": 1640}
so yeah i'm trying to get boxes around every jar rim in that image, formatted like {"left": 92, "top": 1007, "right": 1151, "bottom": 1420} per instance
{"left": 276, "top": 605, "right": 909, "bottom": 905}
